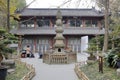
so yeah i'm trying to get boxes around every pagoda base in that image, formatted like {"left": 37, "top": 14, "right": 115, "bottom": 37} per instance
{"left": 43, "top": 51, "right": 77, "bottom": 64}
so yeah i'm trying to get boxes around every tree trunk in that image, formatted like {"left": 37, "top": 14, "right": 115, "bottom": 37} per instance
{"left": 103, "top": 0, "right": 109, "bottom": 52}
{"left": 0, "top": 54, "right": 3, "bottom": 63}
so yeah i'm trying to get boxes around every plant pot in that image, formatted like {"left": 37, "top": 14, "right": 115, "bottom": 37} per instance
{"left": 86, "top": 60, "right": 95, "bottom": 65}
{"left": 87, "top": 53, "right": 96, "bottom": 60}
{"left": 88, "top": 55, "right": 96, "bottom": 60}
{"left": 0, "top": 67, "right": 7, "bottom": 80}
{"left": 117, "top": 60, "right": 120, "bottom": 68}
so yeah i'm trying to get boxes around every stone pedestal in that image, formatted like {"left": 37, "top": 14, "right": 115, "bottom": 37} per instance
{"left": 43, "top": 52, "right": 76, "bottom": 64}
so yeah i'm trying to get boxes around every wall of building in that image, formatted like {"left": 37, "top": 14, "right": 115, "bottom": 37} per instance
{"left": 21, "top": 35, "right": 84, "bottom": 53}
{"left": 19, "top": 17, "right": 103, "bottom": 28}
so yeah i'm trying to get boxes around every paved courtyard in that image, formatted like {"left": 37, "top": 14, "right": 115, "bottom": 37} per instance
{"left": 21, "top": 53, "right": 88, "bottom": 80}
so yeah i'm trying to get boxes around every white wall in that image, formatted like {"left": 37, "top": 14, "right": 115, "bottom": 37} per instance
{"left": 81, "top": 36, "right": 88, "bottom": 54}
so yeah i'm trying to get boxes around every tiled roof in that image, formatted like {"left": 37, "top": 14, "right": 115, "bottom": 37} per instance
{"left": 18, "top": 8, "right": 104, "bottom": 17}
{"left": 10, "top": 27, "right": 105, "bottom": 35}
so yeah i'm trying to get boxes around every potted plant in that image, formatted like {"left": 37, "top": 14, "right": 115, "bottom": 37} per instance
{"left": 0, "top": 28, "right": 17, "bottom": 80}
{"left": 0, "top": 29, "right": 8, "bottom": 80}
{"left": 86, "top": 45, "right": 97, "bottom": 60}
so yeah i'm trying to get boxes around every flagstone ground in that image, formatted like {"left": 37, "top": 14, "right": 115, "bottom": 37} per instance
{"left": 21, "top": 53, "right": 88, "bottom": 80}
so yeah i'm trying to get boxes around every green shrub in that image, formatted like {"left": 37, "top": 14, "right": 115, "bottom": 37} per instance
{"left": 105, "top": 49, "right": 120, "bottom": 68}
{"left": 6, "top": 61, "right": 29, "bottom": 80}
{"left": 0, "top": 28, "right": 17, "bottom": 59}
{"left": 80, "top": 62, "right": 120, "bottom": 80}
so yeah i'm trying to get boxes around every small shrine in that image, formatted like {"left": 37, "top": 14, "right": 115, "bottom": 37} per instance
{"left": 43, "top": 8, "right": 77, "bottom": 64}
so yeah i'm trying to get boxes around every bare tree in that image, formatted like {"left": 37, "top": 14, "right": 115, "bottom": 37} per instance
{"left": 56, "top": 0, "right": 94, "bottom": 8}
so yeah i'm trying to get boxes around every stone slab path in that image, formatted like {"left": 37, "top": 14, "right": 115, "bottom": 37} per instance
{"left": 21, "top": 53, "right": 85, "bottom": 80}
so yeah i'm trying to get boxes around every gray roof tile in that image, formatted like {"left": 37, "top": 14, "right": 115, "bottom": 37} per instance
{"left": 18, "top": 8, "right": 104, "bottom": 17}
{"left": 10, "top": 27, "right": 105, "bottom": 35}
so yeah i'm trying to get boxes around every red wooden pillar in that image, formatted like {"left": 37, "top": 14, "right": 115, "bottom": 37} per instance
{"left": 50, "top": 20, "right": 53, "bottom": 28}
{"left": 18, "top": 35, "right": 22, "bottom": 53}
{"left": 66, "top": 20, "right": 69, "bottom": 27}
{"left": 97, "top": 20, "right": 102, "bottom": 29}
{"left": 49, "top": 38, "right": 53, "bottom": 49}
{"left": 90, "top": 20, "right": 92, "bottom": 27}
{"left": 65, "top": 37, "right": 68, "bottom": 49}
{"left": 52, "top": 38, "right": 55, "bottom": 48}
{"left": 82, "top": 19, "right": 85, "bottom": 27}
{"left": 34, "top": 17, "right": 37, "bottom": 29}
{"left": 34, "top": 38, "right": 37, "bottom": 53}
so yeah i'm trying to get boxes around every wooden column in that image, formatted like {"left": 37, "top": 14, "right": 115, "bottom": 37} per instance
{"left": 82, "top": 19, "right": 85, "bottom": 27}
{"left": 90, "top": 20, "right": 92, "bottom": 27}
{"left": 34, "top": 17, "right": 37, "bottom": 29}
{"left": 65, "top": 37, "right": 68, "bottom": 49}
{"left": 18, "top": 35, "right": 22, "bottom": 54}
{"left": 49, "top": 38, "right": 53, "bottom": 49}
{"left": 97, "top": 20, "right": 102, "bottom": 29}
{"left": 33, "top": 38, "right": 37, "bottom": 53}
{"left": 50, "top": 20, "right": 53, "bottom": 28}
{"left": 66, "top": 20, "right": 69, "bottom": 27}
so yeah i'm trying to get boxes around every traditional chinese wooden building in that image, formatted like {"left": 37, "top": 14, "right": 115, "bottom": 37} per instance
{"left": 10, "top": 7, "right": 105, "bottom": 54}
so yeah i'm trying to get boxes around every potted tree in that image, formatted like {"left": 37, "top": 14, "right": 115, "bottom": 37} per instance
{"left": 0, "top": 28, "right": 17, "bottom": 80}
{"left": 85, "top": 45, "right": 97, "bottom": 65}
{"left": 0, "top": 29, "right": 8, "bottom": 80}
{"left": 87, "top": 45, "right": 97, "bottom": 60}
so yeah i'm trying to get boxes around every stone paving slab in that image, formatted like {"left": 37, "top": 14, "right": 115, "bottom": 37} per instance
{"left": 21, "top": 53, "right": 88, "bottom": 80}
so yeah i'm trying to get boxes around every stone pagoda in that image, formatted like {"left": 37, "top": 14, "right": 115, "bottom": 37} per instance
{"left": 53, "top": 8, "right": 65, "bottom": 54}
{"left": 43, "top": 8, "right": 77, "bottom": 64}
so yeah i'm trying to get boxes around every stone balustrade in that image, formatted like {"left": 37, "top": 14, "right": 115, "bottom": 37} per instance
{"left": 43, "top": 52, "right": 76, "bottom": 64}
{"left": 50, "top": 54, "right": 67, "bottom": 64}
